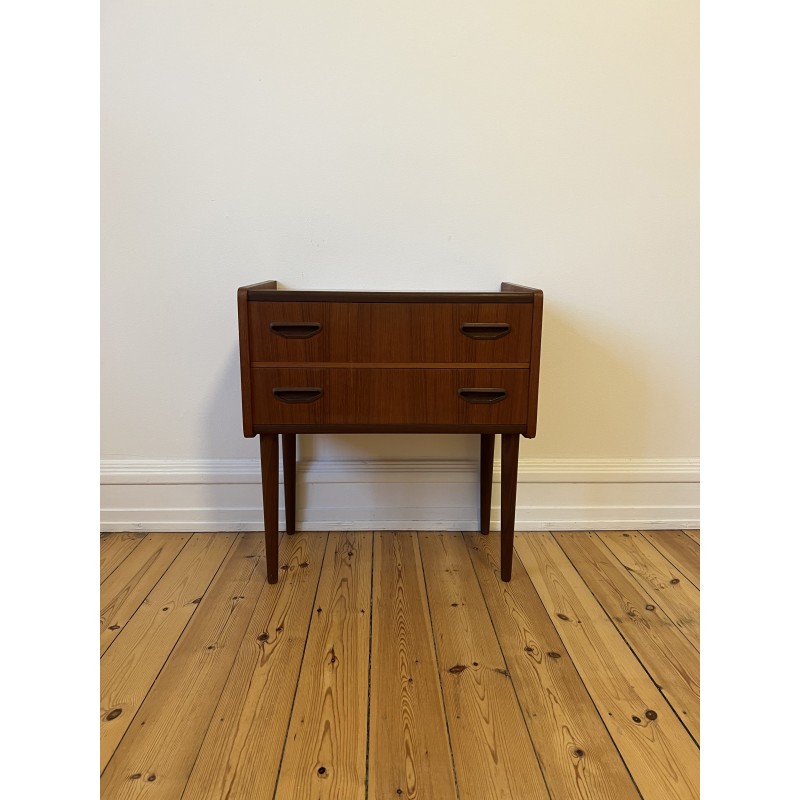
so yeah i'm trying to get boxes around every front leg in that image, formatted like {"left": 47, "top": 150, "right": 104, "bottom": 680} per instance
{"left": 500, "top": 433, "right": 520, "bottom": 581}
{"left": 480, "top": 434, "right": 495, "bottom": 534}
{"left": 260, "top": 433, "right": 280, "bottom": 583}
{"left": 282, "top": 433, "right": 297, "bottom": 535}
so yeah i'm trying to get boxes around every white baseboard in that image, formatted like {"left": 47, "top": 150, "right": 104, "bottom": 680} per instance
{"left": 100, "top": 457, "right": 699, "bottom": 532}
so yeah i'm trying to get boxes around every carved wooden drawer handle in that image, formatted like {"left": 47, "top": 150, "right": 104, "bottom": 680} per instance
{"left": 273, "top": 387, "right": 323, "bottom": 404}
{"left": 459, "top": 323, "right": 511, "bottom": 340}
{"left": 270, "top": 322, "right": 322, "bottom": 339}
{"left": 458, "top": 388, "right": 507, "bottom": 404}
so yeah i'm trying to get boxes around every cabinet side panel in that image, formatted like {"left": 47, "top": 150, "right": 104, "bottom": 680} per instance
{"left": 237, "top": 287, "right": 254, "bottom": 437}
{"left": 526, "top": 290, "right": 544, "bottom": 438}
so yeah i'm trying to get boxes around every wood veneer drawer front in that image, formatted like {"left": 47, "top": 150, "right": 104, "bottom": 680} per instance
{"left": 247, "top": 302, "right": 532, "bottom": 364}
{"left": 250, "top": 368, "right": 529, "bottom": 426}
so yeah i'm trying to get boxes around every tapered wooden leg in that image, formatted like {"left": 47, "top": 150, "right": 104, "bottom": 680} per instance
{"left": 260, "top": 433, "right": 280, "bottom": 583}
{"left": 282, "top": 433, "right": 296, "bottom": 535}
{"left": 500, "top": 433, "right": 520, "bottom": 581}
{"left": 480, "top": 434, "right": 494, "bottom": 534}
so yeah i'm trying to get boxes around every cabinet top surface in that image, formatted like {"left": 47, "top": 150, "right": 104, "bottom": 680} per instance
{"left": 241, "top": 281, "right": 542, "bottom": 304}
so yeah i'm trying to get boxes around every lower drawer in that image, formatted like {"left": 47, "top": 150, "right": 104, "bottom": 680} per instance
{"left": 250, "top": 368, "right": 529, "bottom": 427}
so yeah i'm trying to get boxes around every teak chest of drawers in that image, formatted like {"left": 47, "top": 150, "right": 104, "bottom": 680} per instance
{"left": 238, "top": 280, "right": 544, "bottom": 583}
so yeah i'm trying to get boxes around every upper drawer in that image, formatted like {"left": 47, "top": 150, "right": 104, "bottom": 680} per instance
{"left": 247, "top": 302, "right": 532, "bottom": 364}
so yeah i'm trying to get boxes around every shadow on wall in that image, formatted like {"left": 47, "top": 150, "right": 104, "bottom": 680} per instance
{"left": 204, "top": 346, "right": 257, "bottom": 461}
{"left": 534, "top": 301, "right": 654, "bottom": 459}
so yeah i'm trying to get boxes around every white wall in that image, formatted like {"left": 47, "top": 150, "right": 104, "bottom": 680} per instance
{"left": 101, "top": 1, "right": 699, "bottom": 529}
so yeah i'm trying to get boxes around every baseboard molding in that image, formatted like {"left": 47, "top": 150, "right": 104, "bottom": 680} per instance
{"left": 101, "top": 457, "right": 699, "bottom": 532}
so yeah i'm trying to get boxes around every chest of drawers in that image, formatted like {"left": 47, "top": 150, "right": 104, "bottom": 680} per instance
{"left": 238, "top": 281, "right": 543, "bottom": 583}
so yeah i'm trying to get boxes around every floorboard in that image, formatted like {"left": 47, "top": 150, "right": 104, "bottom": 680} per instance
{"left": 100, "top": 529, "right": 701, "bottom": 800}
{"left": 639, "top": 530, "right": 700, "bottom": 589}
{"left": 101, "top": 533, "right": 265, "bottom": 800}
{"left": 100, "top": 533, "right": 235, "bottom": 772}
{"left": 368, "top": 532, "right": 457, "bottom": 800}
{"left": 182, "top": 532, "right": 328, "bottom": 800}
{"left": 683, "top": 529, "right": 700, "bottom": 545}
{"left": 100, "top": 532, "right": 146, "bottom": 584}
{"left": 419, "top": 531, "right": 550, "bottom": 800}
{"left": 466, "top": 532, "right": 640, "bottom": 800}
{"left": 516, "top": 533, "right": 700, "bottom": 800}
{"left": 598, "top": 532, "right": 700, "bottom": 651}
{"left": 555, "top": 532, "right": 700, "bottom": 742}
{"left": 100, "top": 533, "right": 191, "bottom": 655}
{"left": 274, "top": 532, "right": 373, "bottom": 800}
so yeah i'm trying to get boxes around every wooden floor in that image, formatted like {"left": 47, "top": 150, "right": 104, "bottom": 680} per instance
{"left": 100, "top": 529, "right": 700, "bottom": 800}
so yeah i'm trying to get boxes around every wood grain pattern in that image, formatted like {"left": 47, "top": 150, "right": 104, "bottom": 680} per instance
{"left": 502, "top": 283, "right": 544, "bottom": 438}
{"left": 100, "top": 533, "right": 236, "bottom": 772}
{"left": 479, "top": 434, "right": 494, "bottom": 534}
{"left": 500, "top": 433, "right": 519, "bottom": 580}
{"left": 251, "top": 367, "right": 529, "bottom": 427}
{"left": 516, "top": 532, "right": 700, "bottom": 800}
{"left": 683, "top": 529, "right": 700, "bottom": 544}
{"left": 248, "top": 301, "right": 533, "bottom": 364}
{"left": 368, "top": 533, "right": 457, "bottom": 800}
{"left": 100, "top": 532, "right": 146, "bottom": 583}
{"left": 418, "top": 531, "right": 550, "bottom": 800}
{"left": 253, "top": 422, "right": 526, "bottom": 435}
{"left": 555, "top": 532, "right": 700, "bottom": 742}
{"left": 101, "top": 529, "right": 701, "bottom": 798}
{"left": 466, "top": 532, "right": 640, "bottom": 800}
{"left": 100, "top": 533, "right": 190, "bottom": 655}
{"left": 182, "top": 533, "right": 328, "bottom": 800}
{"left": 527, "top": 289, "right": 544, "bottom": 439}
{"left": 260, "top": 433, "right": 280, "bottom": 583}
{"left": 238, "top": 286, "right": 255, "bottom": 437}
{"left": 274, "top": 532, "right": 373, "bottom": 800}
{"left": 598, "top": 532, "right": 700, "bottom": 651}
{"left": 282, "top": 432, "right": 296, "bottom": 535}
{"left": 640, "top": 530, "right": 700, "bottom": 589}
{"left": 252, "top": 361, "right": 530, "bottom": 369}
{"left": 100, "top": 533, "right": 266, "bottom": 799}
{"left": 247, "top": 290, "right": 534, "bottom": 303}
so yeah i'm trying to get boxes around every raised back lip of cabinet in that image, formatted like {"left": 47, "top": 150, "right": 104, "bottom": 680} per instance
{"left": 237, "top": 280, "right": 544, "bottom": 439}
